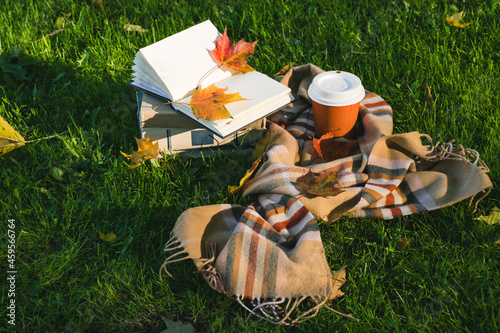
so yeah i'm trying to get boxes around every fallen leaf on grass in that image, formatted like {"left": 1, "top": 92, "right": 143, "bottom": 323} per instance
{"left": 121, "top": 137, "right": 159, "bottom": 168}
{"left": 297, "top": 170, "right": 342, "bottom": 197}
{"left": 228, "top": 153, "right": 264, "bottom": 195}
{"left": 396, "top": 237, "right": 410, "bottom": 250}
{"left": 99, "top": 231, "right": 117, "bottom": 242}
{"left": 190, "top": 84, "right": 247, "bottom": 121}
{"left": 446, "top": 11, "right": 471, "bottom": 28}
{"left": 211, "top": 28, "right": 257, "bottom": 74}
{"left": 426, "top": 85, "right": 434, "bottom": 111}
{"left": 251, "top": 131, "right": 269, "bottom": 159}
{"left": 475, "top": 207, "right": 500, "bottom": 225}
{"left": 123, "top": 24, "right": 148, "bottom": 33}
{"left": 274, "top": 62, "right": 298, "bottom": 77}
{"left": 494, "top": 233, "right": 500, "bottom": 245}
{"left": 330, "top": 267, "right": 346, "bottom": 300}
{"left": 161, "top": 319, "right": 195, "bottom": 333}
{"left": 0, "top": 48, "right": 37, "bottom": 80}
{"left": 0, "top": 115, "right": 25, "bottom": 155}
{"left": 313, "top": 132, "right": 356, "bottom": 162}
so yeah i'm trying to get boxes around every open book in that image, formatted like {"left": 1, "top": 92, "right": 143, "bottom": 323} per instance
{"left": 131, "top": 20, "right": 293, "bottom": 138}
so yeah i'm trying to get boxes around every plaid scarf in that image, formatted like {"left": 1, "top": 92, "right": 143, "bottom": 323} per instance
{"left": 162, "top": 64, "right": 492, "bottom": 325}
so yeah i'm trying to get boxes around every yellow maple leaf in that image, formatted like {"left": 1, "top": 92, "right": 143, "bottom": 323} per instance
{"left": 99, "top": 231, "right": 117, "bottom": 242}
{"left": 121, "top": 137, "right": 159, "bottom": 168}
{"left": 446, "top": 11, "right": 471, "bottom": 28}
{"left": 0, "top": 115, "right": 25, "bottom": 155}
{"left": 228, "top": 153, "right": 264, "bottom": 195}
{"left": 190, "top": 84, "right": 247, "bottom": 121}
{"left": 251, "top": 131, "right": 269, "bottom": 160}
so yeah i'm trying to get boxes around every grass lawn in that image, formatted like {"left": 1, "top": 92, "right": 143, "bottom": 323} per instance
{"left": 1, "top": 0, "right": 499, "bottom": 331}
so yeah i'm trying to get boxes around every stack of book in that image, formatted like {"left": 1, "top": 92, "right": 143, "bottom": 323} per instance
{"left": 130, "top": 20, "right": 294, "bottom": 155}
{"left": 136, "top": 90, "right": 267, "bottom": 154}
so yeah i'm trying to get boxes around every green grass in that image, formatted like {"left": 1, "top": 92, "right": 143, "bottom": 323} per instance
{"left": 1, "top": 0, "right": 499, "bottom": 331}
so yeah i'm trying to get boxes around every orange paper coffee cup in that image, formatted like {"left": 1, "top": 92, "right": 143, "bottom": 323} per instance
{"left": 308, "top": 71, "right": 365, "bottom": 138}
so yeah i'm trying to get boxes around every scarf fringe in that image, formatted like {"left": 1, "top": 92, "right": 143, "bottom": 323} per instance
{"left": 159, "top": 236, "right": 189, "bottom": 279}
{"left": 422, "top": 135, "right": 490, "bottom": 172}
{"left": 236, "top": 295, "right": 357, "bottom": 325}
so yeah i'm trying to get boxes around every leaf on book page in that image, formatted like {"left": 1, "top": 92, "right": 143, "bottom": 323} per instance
{"left": 0, "top": 115, "right": 25, "bottom": 156}
{"left": 211, "top": 28, "right": 257, "bottom": 74}
{"left": 190, "top": 84, "right": 247, "bottom": 121}
{"left": 121, "top": 137, "right": 159, "bottom": 168}
{"left": 228, "top": 153, "right": 264, "bottom": 195}
{"left": 313, "top": 132, "right": 356, "bottom": 162}
{"left": 297, "top": 170, "right": 342, "bottom": 197}
{"left": 99, "top": 231, "right": 117, "bottom": 243}
{"left": 446, "top": 11, "right": 471, "bottom": 28}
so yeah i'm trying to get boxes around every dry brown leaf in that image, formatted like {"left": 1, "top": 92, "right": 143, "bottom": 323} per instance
{"left": 396, "top": 237, "right": 410, "bottom": 250}
{"left": 297, "top": 170, "right": 342, "bottom": 197}
{"left": 313, "top": 132, "right": 356, "bottom": 162}
{"left": 330, "top": 267, "right": 346, "bottom": 300}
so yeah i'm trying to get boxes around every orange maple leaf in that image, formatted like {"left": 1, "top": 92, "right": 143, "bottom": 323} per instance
{"left": 313, "top": 132, "right": 356, "bottom": 162}
{"left": 190, "top": 83, "right": 247, "bottom": 121}
{"left": 121, "top": 137, "right": 159, "bottom": 168}
{"left": 211, "top": 28, "right": 257, "bottom": 74}
{"left": 297, "top": 170, "right": 342, "bottom": 197}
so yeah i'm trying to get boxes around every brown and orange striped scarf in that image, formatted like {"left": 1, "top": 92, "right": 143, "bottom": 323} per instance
{"left": 161, "top": 64, "right": 492, "bottom": 325}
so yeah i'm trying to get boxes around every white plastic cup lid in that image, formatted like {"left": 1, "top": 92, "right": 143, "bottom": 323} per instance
{"left": 308, "top": 71, "right": 365, "bottom": 106}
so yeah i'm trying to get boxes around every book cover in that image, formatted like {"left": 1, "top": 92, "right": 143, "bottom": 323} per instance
{"left": 131, "top": 20, "right": 293, "bottom": 138}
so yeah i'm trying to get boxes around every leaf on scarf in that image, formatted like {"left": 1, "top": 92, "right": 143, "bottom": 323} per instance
{"left": 211, "top": 28, "right": 257, "bottom": 74}
{"left": 313, "top": 132, "right": 356, "bottom": 162}
{"left": 446, "top": 11, "right": 471, "bottom": 28}
{"left": 297, "top": 170, "right": 342, "bottom": 197}
{"left": 190, "top": 84, "right": 247, "bottom": 121}
{"left": 99, "top": 231, "right": 117, "bottom": 242}
{"left": 475, "top": 207, "right": 500, "bottom": 225}
{"left": 161, "top": 319, "right": 195, "bottom": 333}
{"left": 228, "top": 153, "right": 264, "bottom": 195}
{"left": 252, "top": 131, "right": 269, "bottom": 159}
{"left": 0, "top": 115, "right": 25, "bottom": 155}
{"left": 123, "top": 24, "right": 148, "bottom": 33}
{"left": 330, "top": 267, "right": 346, "bottom": 300}
{"left": 121, "top": 137, "right": 159, "bottom": 168}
